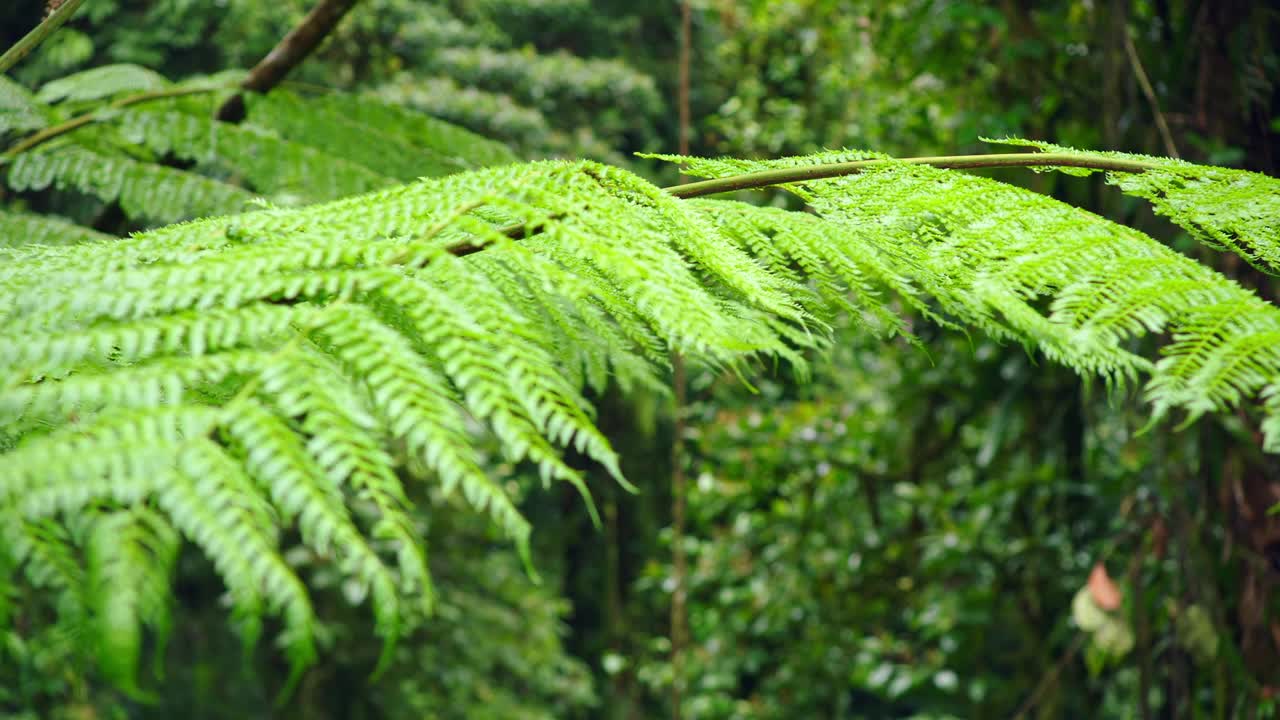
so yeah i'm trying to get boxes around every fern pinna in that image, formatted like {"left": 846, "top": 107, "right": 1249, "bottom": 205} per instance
{"left": 2, "top": 65, "right": 1279, "bottom": 692}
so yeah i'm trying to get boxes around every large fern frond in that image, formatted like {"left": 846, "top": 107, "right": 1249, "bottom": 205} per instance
{"left": 653, "top": 148, "right": 1280, "bottom": 445}
{"left": 85, "top": 506, "right": 179, "bottom": 695}
{"left": 0, "top": 76, "right": 47, "bottom": 137}
{"left": 116, "top": 102, "right": 396, "bottom": 202}
{"left": 8, "top": 144, "right": 257, "bottom": 223}
{"left": 989, "top": 138, "right": 1280, "bottom": 273}
{"left": 36, "top": 63, "right": 170, "bottom": 105}
{"left": 0, "top": 208, "right": 113, "bottom": 247}
{"left": 247, "top": 90, "right": 519, "bottom": 175}
{"left": 4, "top": 128, "right": 1279, "bottom": 689}
{"left": 0, "top": 159, "right": 818, "bottom": 678}
{"left": 2, "top": 66, "right": 522, "bottom": 227}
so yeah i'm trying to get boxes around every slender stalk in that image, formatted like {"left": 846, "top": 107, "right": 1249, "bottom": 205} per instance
{"left": 677, "top": 1, "right": 692, "bottom": 161}
{"left": 670, "top": 1, "right": 693, "bottom": 714}
{"left": 0, "top": 0, "right": 88, "bottom": 74}
{"left": 1123, "top": 30, "right": 1180, "bottom": 158}
{"left": 667, "top": 152, "right": 1160, "bottom": 199}
{"left": 215, "top": 0, "right": 361, "bottom": 122}
{"left": 1010, "top": 633, "right": 1087, "bottom": 720}
{"left": 1, "top": 85, "right": 223, "bottom": 160}
{"left": 463, "top": 150, "right": 1157, "bottom": 257}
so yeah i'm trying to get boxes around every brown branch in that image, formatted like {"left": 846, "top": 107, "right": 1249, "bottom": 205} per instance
{"left": 215, "top": 0, "right": 360, "bottom": 122}
{"left": 453, "top": 151, "right": 1158, "bottom": 257}
{"left": 1123, "top": 29, "right": 1180, "bottom": 158}
{"left": 667, "top": 152, "right": 1160, "bottom": 200}
{"left": 1011, "top": 633, "right": 1087, "bottom": 720}
{"left": 0, "top": 0, "right": 87, "bottom": 74}
{"left": 670, "top": 4, "right": 693, "bottom": 718}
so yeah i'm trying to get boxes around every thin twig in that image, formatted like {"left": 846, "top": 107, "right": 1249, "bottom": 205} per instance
{"left": 462, "top": 151, "right": 1158, "bottom": 256}
{"left": 667, "top": 152, "right": 1161, "bottom": 199}
{"left": 1123, "top": 29, "right": 1180, "bottom": 158}
{"left": 0, "top": 0, "right": 88, "bottom": 74}
{"left": 215, "top": 0, "right": 361, "bottom": 122}
{"left": 1011, "top": 633, "right": 1087, "bottom": 720}
{"left": 677, "top": 2, "right": 692, "bottom": 161}
{"left": 670, "top": 3, "right": 693, "bottom": 718}
{"left": 1127, "top": 527, "right": 1153, "bottom": 720}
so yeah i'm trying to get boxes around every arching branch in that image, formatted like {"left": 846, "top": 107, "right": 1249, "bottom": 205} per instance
{"left": 215, "top": 0, "right": 360, "bottom": 122}
{"left": 666, "top": 152, "right": 1159, "bottom": 199}
{"left": 0, "top": 0, "right": 88, "bottom": 74}
{"left": 464, "top": 151, "right": 1159, "bottom": 257}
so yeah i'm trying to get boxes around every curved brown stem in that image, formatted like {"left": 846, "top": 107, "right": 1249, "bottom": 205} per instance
{"left": 0, "top": 0, "right": 87, "bottom": 74}
{"left": 667, "top": 152, "right": 1159, "bottom": 199}
{"left": 670, "top": 4, "right": 693, "bottom": 717}
{"left": 215, "top": 0, "right": 361, "bottom": 122}
{"left": 460, "top": 150, "right": 1158, "bottom": 257}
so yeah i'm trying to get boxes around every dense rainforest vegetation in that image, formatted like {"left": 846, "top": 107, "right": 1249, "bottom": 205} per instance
{"left": 1, "top": 1, "right": 1278, "bottom": 718}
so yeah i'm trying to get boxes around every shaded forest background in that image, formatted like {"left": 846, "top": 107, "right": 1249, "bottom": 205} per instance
{"left": 2, "top": 1, "right": 1279, "bottom": 718}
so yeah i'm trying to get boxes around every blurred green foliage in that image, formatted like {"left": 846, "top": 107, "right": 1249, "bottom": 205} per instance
{"left": 2, "top": 0, "right": 1278, "bottom": 718}
{"left": 631, "top": 320, "right": 1201, "bottom": 718}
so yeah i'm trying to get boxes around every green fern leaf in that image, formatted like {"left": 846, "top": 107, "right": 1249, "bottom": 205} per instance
{"left": 161, "top": 437, "right": 317, "bottom": 669}
{"left": 990, "top": 138, "right": 1280, "bottom": 273}
{"left": 117, "top": 104, "right": 396, "bottom": 202}
{"left": 36, "top": 63, "right": 171, "bottom": 105}
{"left": 0, "top": 208, "right": 114, "bottom": 248}
{"left": 261, "top": 343, "right": 433, "bottom": 613}
{"left": 301, "top": 90, "right": 520, "bottom": 169}
{"left": 655, "top": 150, "right": 1280, "bottom": 447}
{"left": 0, "top": 76, "right": 47, "bottom": 137}
{"left": 5, "top": 135, "right": 1279, "bottom": 688}
{"left": 6, "top": 144, "right": 256, "bottom": 224}
{"left": 2, "top": 514, "right": 85, "bottom": 612}
{"left": 222, "top": 398, "right": 405, "bottom": 643}
{"left": 245, "top": 90, "right": 513, "bottom": 181}
{"left": 0, "top": 157, "right": 812, "bottom": 667}
{"left": 86, "top": 507, "right": 178, "bottom": 697}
